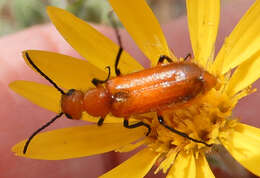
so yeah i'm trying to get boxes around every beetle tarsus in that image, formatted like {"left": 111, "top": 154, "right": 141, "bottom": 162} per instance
{"left": 97, "top": 117, "right": 105, "bottom": 126}
{"left": 157, "top": 115, "right": 213, "bottom": 147}
{"left": 158, "top": 55, "right": 173, "bottom": 64}
{"left": 123, "top": 119, "right": 151, "bottom": 136}
{"left": 91, "top": 66, "right": 111, "bottom": 86}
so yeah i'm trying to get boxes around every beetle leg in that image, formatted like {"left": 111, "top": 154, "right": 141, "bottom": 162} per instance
{"left": 91, "top": 66, "right": 111, "bottom": 86}
{"left": 157, "top": 55, "right": 173, "bottom": 65}
{"left": 184, "top": 53, "right": 191, "bottom": 61}
{"left": 123, "top": 119, "right": 151, "bottom": 136}
{"left": 97, "top": 117, "right": 105, "bottom": 126}
{"left": 114, "top": 47, "right": 123, "bottom": 76}
{"left": 157, "top": 115, "right": 213, "bottom": 147}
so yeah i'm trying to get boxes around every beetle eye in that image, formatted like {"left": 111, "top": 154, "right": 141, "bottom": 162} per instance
{"left": 66, "top": 89, "right": 76, "bottom": 96}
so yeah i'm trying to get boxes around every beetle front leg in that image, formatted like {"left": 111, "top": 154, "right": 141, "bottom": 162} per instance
{"left": 123, "top": 118, "right": 151, "bottom": 136}
{"left": 91, "top": 66, "right": 111, "bottom": 86}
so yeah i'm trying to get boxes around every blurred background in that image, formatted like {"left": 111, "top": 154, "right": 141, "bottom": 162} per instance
{"left": 0, "top": 0, "right": 187, "bottom": 37}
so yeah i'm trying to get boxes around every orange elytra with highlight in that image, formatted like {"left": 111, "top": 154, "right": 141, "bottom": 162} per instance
{"left": 61, "top": 61, "right": 216, "bottom": 119}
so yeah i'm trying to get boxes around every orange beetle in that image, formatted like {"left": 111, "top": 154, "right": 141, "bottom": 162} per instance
{"left": 22, "top": 22, "right": 216, "bottom": 153}
{"left": 23, "top": 50, "right": 216, "bottom": 154}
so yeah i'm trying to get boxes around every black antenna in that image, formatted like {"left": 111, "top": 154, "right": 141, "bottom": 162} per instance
{"left": 108, "top": 12, "right": 123, "bottom": 76}
{"left": 23, "top": 112, "right": 64, "bottom": 154}
{"left": 25, "top": 52, "right": 65, "bottom": 95}
{"left": 23, "top": 52, "right": 66, "bottom": 154}
{"left": 108, "top": 11, "right": 122, "bottom": 47}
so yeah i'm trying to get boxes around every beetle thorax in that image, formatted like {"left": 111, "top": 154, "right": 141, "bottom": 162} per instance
{"left": 83, "top": 86, "right": 112, "bottom": 117}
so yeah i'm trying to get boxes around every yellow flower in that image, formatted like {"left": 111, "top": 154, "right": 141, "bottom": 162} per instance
{"left": 9, "top": 0, "right": 260, "bottom": 177}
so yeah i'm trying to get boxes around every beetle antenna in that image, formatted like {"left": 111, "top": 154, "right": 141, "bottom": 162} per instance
{"left": 23, "top": 112, "right": 64, "bottom": 154}
{"left": 108, "top": 11, "right": 122, "bottom": 47}
{"left": 108, "top": 11, "right": 123, "bottom": 76}
{"left": 25, "top": 52, "right": 65, "bottom": 95}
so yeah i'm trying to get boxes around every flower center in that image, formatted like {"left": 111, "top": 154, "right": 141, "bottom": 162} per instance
{"left": 134, "top": 87, "right": 236, "bottom": 174}
{"left": 145, "top": 88, "right": 234, "bottom": 152}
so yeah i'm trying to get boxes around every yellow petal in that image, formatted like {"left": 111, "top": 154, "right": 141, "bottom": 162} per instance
{"left": 23, "top": 50, "right": 106, "bottom": 90}
{"left": 155, "top": 148, "right": 178, "bottom": 174}
{"left": 9, "top": 81, "right": 60, "bottom": 113}
{"left": 213, "top": 0, "right": 260, "bottom": 75}
{"left": 167, "top": 151, "right": 196, "bottom": 178}
{"left": 12, "top": 123, "right": 146, "bottom": 160}
{"left": 186, "top": 0, "right": 220, "bottom": 68}
{"left": 196, "top": 153, "right": 215, "bottom": 178}
{"left": 226, "top": 51, "right": 260, "bottom": 96}
{"left": 115, "top": 139, "right": 148, "bottom": 152}
{"left": 47, "top": 6, "right": 143, "bottom": 75}
{"left": 108, "top": 0, "right": 174, "bottom": 66}
{"left": 221, "top": 123, "right": 260, "bottom": 176}
{"left": 100, "top": 148, "right": 160, "bottom": 178}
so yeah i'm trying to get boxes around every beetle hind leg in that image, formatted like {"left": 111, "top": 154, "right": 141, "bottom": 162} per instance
{"left": 123, "top": 119, "right": 151, "bottom": 136}
{"left": 157, "top": 115, "right": 213, "bottom": 147}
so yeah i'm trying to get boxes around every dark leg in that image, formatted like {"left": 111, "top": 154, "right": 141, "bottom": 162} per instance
{"left": 97, "top": 117, "right": 105, "bottom": 126}
{"left": 123, "top": 119, "right": 151, "bottom": 136}
{"left": 157, "top": 115, "right": 213, "bottom": 147}
{"left": 184, "top": 53, "right": 191, "bottom": 61}
{"left": 157, "top": 55, "right": 173, "bottom": 65}
{"left": 108, "top": 12, "right": 123, "bottom": 76}
{"left": 92, "top": 66, "right": 111, "bottom": 86}
{"left": 114, "top": 47, "right": 123, "bottom": 76}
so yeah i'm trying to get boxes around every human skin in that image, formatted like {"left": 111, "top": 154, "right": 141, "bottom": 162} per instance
{"left": 0, "top": 0, "right": 259, "bottom": 178}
